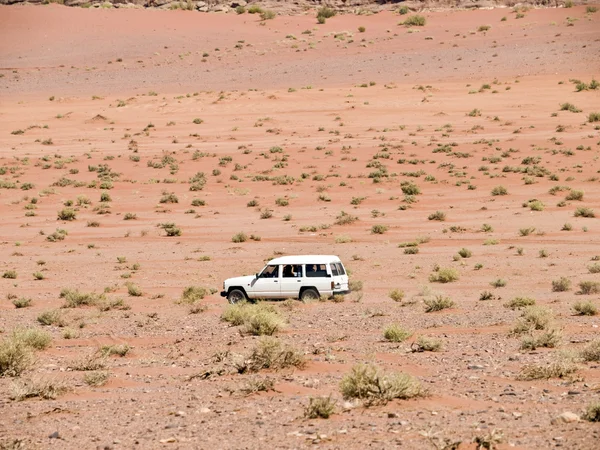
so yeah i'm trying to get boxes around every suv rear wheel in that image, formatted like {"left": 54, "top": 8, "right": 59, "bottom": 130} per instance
{"left": 300, "top": 288, "right": 319, "bottom": 302}
{"left": 227, "top": 288, "right": 246, "bottom": 304}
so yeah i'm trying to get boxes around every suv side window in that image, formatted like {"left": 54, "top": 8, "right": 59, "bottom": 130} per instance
{"left": 260, "top": 265, "right": 279, "bottom": 278}
{"left": 283, "top": 264, "right": 302, "bottom": 278}
{"left": 335, "top": 263, "right": 345, "bottom": 275}
{"left": 306, "top": 264, "right": 328, "bottom": 277}
{"left": 330, "top": 263, "right": 339, "bottom": 276}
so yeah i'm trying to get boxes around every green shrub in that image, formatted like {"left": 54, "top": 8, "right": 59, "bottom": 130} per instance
{"left": 260, "top": 10, "right": 276, "bottom": 20}
{"left": 552, "top": 277, "right": 571, "bottom": 292}
{"left": 2, "top": 270, "right": 17, "bottom": 279}
{"left": 232, "top": 232, "right": 248, "bottom": 243}
{"left": 12, "top": 297, "right": 32, "bottom": 308}
{"left": 125, "top": 282, "right": 142, "bottom": 297}
{"left": 335, "top": 211, "right": 358, "bottom": 225}
{"left": 304, "top": 396, "right": 336, "bottom": 419}
{"left": 37, "top": 309, "right": 67, "bottom": 327}
{"left": 579, "top": 281, "right": 600, "bottom": 295}
{"left": 458, "top": 248, "right": 472, "bottom": 258}
{"left": 505, "top": 297, "right": 535, "bottom": 309}
{"left": 573, "top": 300, "right": 597, "bottom": 316}
{"left": 588, "top": 112, "right": 600, "bottom": 123}
{"left": 371, "top": 224, "right": 388, "bottom": 234}
{"left": 0, "top": 338, "right": 33, "bottom": 377}
{"left": 424, "top": 295, "right": 455, "bottom": 312}
{"left": 428, "top": 211, "right": 446, "bottom": 221}
{"left": 490, "top": 278, "right": 507, "bottom": 288}
{"left": 389, "top": 289, "right": 404, "bottom": 302}
{"left": 491, "top": 185, "right": 508, "bottom": 196}
{"left": 583, "top": 402, "right": 600, "bottom": 422}
{"left": 243, "top": 309, "right": 285, "bottom": 336}
{"left": 317, "top": 6, "right": 336, "bottom": 20}
{"left": 383, "top": 324, "right": 412, "bottom": 342}
{"left": 402, "top": 15, "right": 426, "bottom": 26}
{"left": 57, "top": 208, "right": 77, "bottom": 221}
{"left": 179, "top": 286, "right": 207, "bottom": 304}
{"left": 429, "top": 267, "right": 459, "bottom": 283}
{"left": 511, "top": 306, "right": 553, "bottom": 334}
{"left": 574, "top": 207, "right": 595, "bottom": 218}
{"left": 11, "top": 327, "right": 52, "bottom": 350}
{"left": 247, "top": 5, "right": 263, "bottom": 14}
{"left": 60, "top": 288, "right": 104, "bottom": 308}
{"left": 340, "top": 364, "right": 425, "bottom": 406}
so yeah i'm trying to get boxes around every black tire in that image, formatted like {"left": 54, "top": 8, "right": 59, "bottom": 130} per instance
{"left": 300, "top": 288, "right": 319, "bottom": 302}
{"left": 227, "top": 288, "right": 246, "bottom": 304}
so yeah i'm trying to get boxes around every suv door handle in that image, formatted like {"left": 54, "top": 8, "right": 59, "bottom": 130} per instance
{"left": 274, "top": 280, "right": 278, "bottom": 283}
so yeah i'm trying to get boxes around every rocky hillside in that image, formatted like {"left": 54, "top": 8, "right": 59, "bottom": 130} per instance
{"left": 0, "top": 0, "right": 574, "bottom": 13}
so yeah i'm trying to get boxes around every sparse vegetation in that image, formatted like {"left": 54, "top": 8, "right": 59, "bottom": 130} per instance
{"left": 424, "top": 295, "right": 455, "bottom": 312}
{"left": 340, "top": 363, "right": 425, "bottom": 406}
{"left": 236, "top": 337, "right": 305, "bottom": 373}
{"left": 573, "top": 300, "right": 597, "bottom": 316}
{"left": 304, "top": 396, "right": 336, "bottom": 419}
{"left": 383, "top": 324, "right": 412, "bottom": 342}
{"left": 429, "top": 267, "right": 459, "bottom": 283}
{"left": 552, "top": 277, "right": 571, "bottom": 292}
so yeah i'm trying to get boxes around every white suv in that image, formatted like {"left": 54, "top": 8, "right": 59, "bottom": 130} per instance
{"left": 220, "top": 255, "right": 350, "bottom": 303}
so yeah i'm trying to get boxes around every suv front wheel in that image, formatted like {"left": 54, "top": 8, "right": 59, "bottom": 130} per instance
{"left": 300, "top": 288, "right": 319, "bottom": 302}
{"left": 227, "top": 288, "right": 246, "bottom": 304}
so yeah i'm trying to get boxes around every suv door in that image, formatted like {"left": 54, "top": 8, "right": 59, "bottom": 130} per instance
{"left": 280, "top": 264, "right": 303, "bottom": 298}
{"left": 305, "top": 263, "right": 332, "bottom": 296}
{"left": 250, "top": 265, "right": 281, "bottom": 298}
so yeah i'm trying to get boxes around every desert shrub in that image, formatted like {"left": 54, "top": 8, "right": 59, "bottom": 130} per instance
{"left": 491, "top": 185, "right": 508, "bottom": 196}
{"left": 479, "top": 290, "right": 495, "bottom": 301}
{"left": 579, "top": 281, "right": 600, "bottom": 295}
{"left": 429, "top": 267, "right": 459, "bottom": 283}
{"left": 57, "top": 208, "right": 76, "bottom": 221}
{"left": 335, "top": 211, "right": 358, "bottom": 225}
{"left": 125, "top": 282, "right": 142, "bottom": 297}
{"left": 0, "top": 339, "right": 34, "bottom": 377}
{"left": 12, "top": 297, "right": 32, "bottom": 309}
{"left": 402, "top": 15, "right": 426, "bottom": 26}
{"left": 401, "top": 182, "right": 420, "bottom": 195}
{"left": 37, "top": 309, "right": 67, "bottom": 327}
{"left": 404, "top": 247, "right": 419, "bottom": 255}
{"left": 389, "top": 289, "right": 404, "bottom": 302}
{"left": 11, "top": 328, "right": 52, "bottom": 350}
{"left": 231, "top": 232, "right": 248, "bottom": 243}
{"left": 517, "top": 360, "right": 577, "bottom": 380}
{"left": 424, "top": 295, "right": 455, "bottom": 312}
{"left": 260, "top": 10, "right": 276, "bottom": 20}
{"left": 335, "top": 235, "right": 352, "bottom": 244}
{"left": 340, "top": 363, "right": 425, "bottom": 406}
{"left": 588, "top": 112, "right": 600, "bottom": 123}
{"left": 573, "top": 300, "right": 597, "bottom": 316}
{"left": 236, "top": 337, "right": 305, "bottom": 373}
{"left": 520, "top": 328, "right": 562, "bottom": 350}
{"left": 159, "top": 192, "right": 178, "bottom": 204}
{"left": 490, "top": 278, "right": 507, "bottom": 288}
{"left": 511, "top": 306, "right": 553, "bottom": 334}
{"left": 371, "top": 224, "right": 388, "bottom": 234}
{"left": 248, "top": 5, "right": 263, "bottom": 14}
{"left": 68, "top": 353, "right": 106, "bottom": 371}
{"left": 3, "top": 270, "right": 17, "bottom": 279}
{"left": 583, "top": 402, "right": 600, "bottom": 422}
{"left": 99, "top": 344, "right": 131, "bottom": 357}
{"left": 317, "top": 6, "right": 336, "bottom": 20}
{"left": 458, "top": 248, "right": 472, "bottom": 258}
{"left": 60, "top": 288, "right": 104, "bottom": 308}
{"left": 428, "top": 211, "right": 446, "bottom": 221}
{"left": 505, "top": 297, "right": 536, "bottom": 309}
{"left": 560, "top": 102, "right": 581, "bottom": 113}
{"left": 349, "top": 279, "right": 363, "bottom": 291}
{"left": 84, "top": 370, "right": 110, "bottom": 387}
{"left": 383, "top": 324, "right": 412, "bottom": 342}
{"left": 574, "top": 207, "right": 595, "bottom": 218}
{"left": 243, "top": 309, "right": 285, "bottom": 336}
{"left": 581, "top": 339, "right": 600, "bottom": 362}
{"left": 179, "top": 286, "right": 207, "bottom": 304}
{"left": 411, "top": 336, "right": 442, "bottom": 352}
{"left": 566, "top": 190, "right": 584, "bottom": 201}
{"left": 552, "top": 277, "right": 571, "bottom": 292}
{"left": 588, "top": 263, "right": 600, "bottom": 274}
{"left": 304, "top": 396, "right": 336, "bottom": 419}
{"left": 10, "top": 377, "right": 70, "bottom": 401}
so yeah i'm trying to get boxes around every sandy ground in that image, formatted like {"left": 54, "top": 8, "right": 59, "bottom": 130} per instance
{"left": 1, "top": 4, "right": 600, "bottom": 449}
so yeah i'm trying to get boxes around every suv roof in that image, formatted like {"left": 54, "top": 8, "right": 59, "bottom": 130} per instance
{"left": 267, "top": 255, "right": 342, "bottom": 265}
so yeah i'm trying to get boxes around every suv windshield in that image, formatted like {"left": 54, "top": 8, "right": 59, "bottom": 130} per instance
{"left": 259, "top": 265, "right": 279, "bottom": 278}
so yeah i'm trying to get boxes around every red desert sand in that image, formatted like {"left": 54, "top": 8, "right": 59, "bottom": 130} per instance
{"left": 0, "top": 3, "right": 600, "bottom": 449}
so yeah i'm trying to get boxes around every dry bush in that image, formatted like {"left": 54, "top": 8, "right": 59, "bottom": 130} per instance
{"left": 241, "top": 376, "right": 275, "bottom": 395}
{"left": 517, "top": 360, "right": 577, "bottom": 380}
{"left": 573, "top": 300, "right": 598, "bottom": 316}
{"left": 504, "top": 297, "right": 535, "bottom": 309}
{"left": 84, "top": 371, "right": 110, "bottom": 387}
{"left": 236, "top": 337, "right": 305, "bottom": 373}
{"left": 411, "top": 336, "right": 442, "bottom": 352}
{"left": 99, "top": 344, "right": 131, "bottom": 357}
{"left": 580, "top": 339, "right": 600, "bottom": 362}
{"left": 520, "top": 328, "right": 562, "bottom": 351}
{"left": 429, "top": 267, "right": 459, "bottom": 283}
{"left": 11, "top": 328, "right": 52, "bottom": 350}
{"left": 0, "top": 339, "right": 34, "bottom": 377}
{"left": 60, "top": 288, "right": 104, "bottom": 308}
{"left": 511, "top": 306, "right": 553, "bottom": 334}
{"left": 68, "top": 353, "right": 106, "bottom": 371}
{"left": 583, "top": 402, "right": 600, "bottom": 422}
{"left": 388, "top": 289, "right": 405, "bottom": 302}
{"left": 383, "top": 324, "right": 412, "bottom": 342}
{"left": 424, "top": 295, "right": 455, "bottom": 312}
{"left": 10, "top": 377, "right": 70, "bottom": 401}
{"left": 578, "top": 281, "right": 600, "bottom": 295}
{"left": 221, "top": 302, "right": 284, "bottom": 335}
{"left": 178, "top": 286, "right": 207, "bottom": 304}
{"left": 340, "top": 363, "right": 425, "bottom": 406}
{"left": 304, "top": 396, "right": 336, "bottom": 419}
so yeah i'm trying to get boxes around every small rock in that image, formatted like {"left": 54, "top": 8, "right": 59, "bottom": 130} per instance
{"left": 512, "top": 412, "right": 523, "bottom": 419}
{"left": 175, "top": 411, "right": 186, "bottom": 417}
{"left": 551, "top": 412, "right": 580, "bottom": 425}
{"left": 468, "top": 365, "right": 485, "bottom": 370}
{"left": 49, "top": 431, "right": 60, "bottom": 439}
{"left": 199, "top": 407, "right": 211, "bottom": 414}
